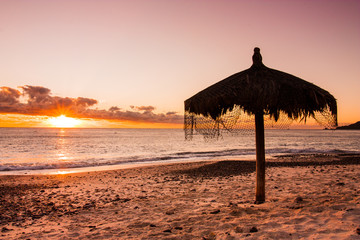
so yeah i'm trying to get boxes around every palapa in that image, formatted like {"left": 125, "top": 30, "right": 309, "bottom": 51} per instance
{"left": 184, "top": 48, "right": 337, "bottom": 203}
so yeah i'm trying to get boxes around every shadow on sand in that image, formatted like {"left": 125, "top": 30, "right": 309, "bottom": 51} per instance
{"left": 174, "top": 154, "right": 360, "bottom": 178}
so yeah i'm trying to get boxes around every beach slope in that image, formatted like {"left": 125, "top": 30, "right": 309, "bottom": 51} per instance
{"left": 0, "top": 154, "right": 359, "bottom": 239}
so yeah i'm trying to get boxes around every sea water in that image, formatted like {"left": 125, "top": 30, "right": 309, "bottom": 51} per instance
{"left": 0, "top": 128, "right": 359, "bottom": 174}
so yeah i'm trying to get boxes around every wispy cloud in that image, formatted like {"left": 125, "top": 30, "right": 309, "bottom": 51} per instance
{"left": 0, "top": 85, "right": 182, "bottom": 124}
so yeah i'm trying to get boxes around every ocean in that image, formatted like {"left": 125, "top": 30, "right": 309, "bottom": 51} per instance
{"left": 0, "top": 128, "right": 359, "bottom": 174}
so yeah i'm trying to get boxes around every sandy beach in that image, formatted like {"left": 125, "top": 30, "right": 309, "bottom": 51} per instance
{"left": 0, "top": 154, "right": 359, "bottom": 239}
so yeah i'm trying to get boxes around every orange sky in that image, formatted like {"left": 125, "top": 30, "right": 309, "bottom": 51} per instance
{"left": 1, "top": 0, "right": 359, "bottom": 128}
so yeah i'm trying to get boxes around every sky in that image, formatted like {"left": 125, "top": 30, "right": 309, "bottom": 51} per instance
{"left": 1, "top": 0, "right": 359, "bottom": 128}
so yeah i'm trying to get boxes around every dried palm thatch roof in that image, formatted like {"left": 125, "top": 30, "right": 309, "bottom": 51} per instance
{"left": 185, "top": 48, "right": 337, "bottom": 126}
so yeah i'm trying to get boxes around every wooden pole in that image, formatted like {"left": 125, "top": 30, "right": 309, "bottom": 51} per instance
{"left": 255, "top": 112, "right": 265, "bottom": 204}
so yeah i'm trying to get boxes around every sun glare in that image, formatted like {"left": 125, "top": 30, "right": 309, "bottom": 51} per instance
{"left": 47, "top": 115, "right": 81, "bottom": 128}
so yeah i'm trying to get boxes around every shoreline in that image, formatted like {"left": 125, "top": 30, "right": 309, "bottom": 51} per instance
{"left": 1, "top": 152, "right": 358, "bottom": 176}
{"left": 0, "top": 158, "right": 233, "bottom": 176}
{"left": 1, "top": 153, "right": 359, "bottom": 239}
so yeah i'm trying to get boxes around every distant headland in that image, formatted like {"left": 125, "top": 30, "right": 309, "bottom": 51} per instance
{"left": 336, "top": 121, "right": 360, "bottom": 130}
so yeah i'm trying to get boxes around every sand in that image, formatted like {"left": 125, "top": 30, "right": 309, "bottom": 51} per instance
{"left": 0, "top": 154, "right": 359, "bottom": 239}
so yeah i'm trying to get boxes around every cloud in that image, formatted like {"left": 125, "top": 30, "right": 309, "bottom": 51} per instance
{"left": 0, "top": 87, "right": 21, "bottom": 105}
{"left": 0, "top": 85, "right": 182, "bottom": 124}
{"left": 75, "top": 97, "right": 98, "bottom": 107}
{"left": 130, "top": 105, "right": 156, "bottom": 112}
{"left": 20, "top": 85, "right": 51, "bottom": 103}
{"left": 109, "top": 106, "right": 121, "bottom": 112}
{"left": 166, "top": 111, "right": 177, "bottom": 116}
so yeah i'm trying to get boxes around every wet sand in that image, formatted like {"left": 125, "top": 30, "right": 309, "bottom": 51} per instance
{"left": 0, "top": 154, "right": 359, "bottom": 239}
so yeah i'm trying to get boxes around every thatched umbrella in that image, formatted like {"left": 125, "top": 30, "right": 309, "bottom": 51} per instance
{"left": 184, "top": 47, "right": 337, "bottom": 203}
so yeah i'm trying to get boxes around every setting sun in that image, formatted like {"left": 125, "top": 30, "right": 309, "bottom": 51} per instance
{"left": 47, "top": 115, "right": 81, "bottom": 128}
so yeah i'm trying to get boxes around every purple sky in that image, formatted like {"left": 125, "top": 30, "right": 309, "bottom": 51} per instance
{"left": 1, "top": 0, "right": 359, "bottom": 126}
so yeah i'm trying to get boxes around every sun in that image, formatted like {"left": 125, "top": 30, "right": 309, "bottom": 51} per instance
{"left": 47, "top": 115, "right": 82, "bottom": 128}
